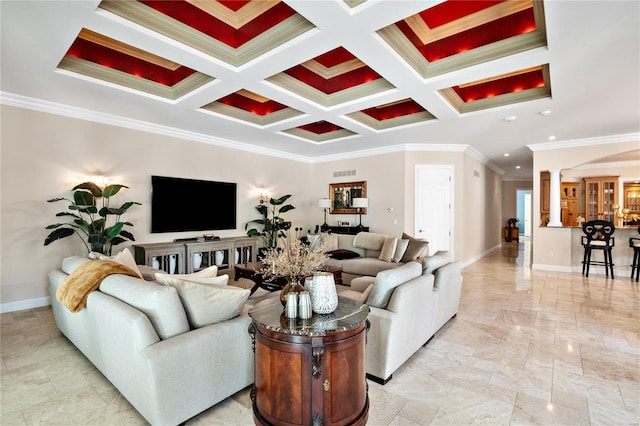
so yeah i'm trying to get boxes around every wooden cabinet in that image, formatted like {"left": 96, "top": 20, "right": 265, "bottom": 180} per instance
{"left": 540, "top": 171, "right": 550, "bottom": 226}
{"left": 583, "top": 176, "right": 619, "bottom": 222}
{"left": 561, "top": 182, "right": 580, "bottom": 226}
{"left": 132, "top": 242, "right": 186, "bottom": 274}
{"left": 133, "top": 236, "right": 257, "bottom": 275}
{"left": 624, "top": 183, "right": 640, "bottom": 214}
{"left": 249, "top": 298, "right": 369, "bottom": 426}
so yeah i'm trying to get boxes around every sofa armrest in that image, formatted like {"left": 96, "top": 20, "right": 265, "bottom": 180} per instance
{"left": 138, "top": 314, "right": 254, "bottom": 425}
{"left": 365, "top": 274, "right": 435, "bottom": 381}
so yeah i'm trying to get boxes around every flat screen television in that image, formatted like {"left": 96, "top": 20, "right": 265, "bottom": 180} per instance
{"left": 151, "top": 175, "right": 237, "bottom": 233}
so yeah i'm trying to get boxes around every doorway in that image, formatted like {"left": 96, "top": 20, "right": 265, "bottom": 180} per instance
{"left": 517, "top": 189, "right": 532, "bottom": 237}
{"left": 415, "top": 165, "right": 453, "bottom": 256}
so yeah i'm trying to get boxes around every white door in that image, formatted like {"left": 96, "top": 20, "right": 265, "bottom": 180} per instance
{"left": 415, "top": 165, "right": 453, "bottom": 256}
{"left": 524, "top": 193, "right": 532, "bottom": 237}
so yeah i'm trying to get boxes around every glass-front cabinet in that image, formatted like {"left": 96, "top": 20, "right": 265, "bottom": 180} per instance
{"left": 583, "top": 176, "right": 619, "bottom": 222}
{"left": 624, "top": 182, "right": 640, "bottom": 215}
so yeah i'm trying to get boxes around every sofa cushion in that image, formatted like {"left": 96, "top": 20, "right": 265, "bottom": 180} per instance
{"left": 350, "top": 276, "right": 376, "bottom": 293}
{"left": 89, "top": 248, "right": 143, "bottom": 279}
{"left": 162, "top": 279, "right": 250, "bottom": 328}
{"left": 366, "top": 262, "right": 422, "bottom": 308}
{"left": 339, "top": 284, "right": 373, "bottom": 304}
{"left": 353, "top": 232, "right": 387, "bottom": 251}
{"left": 61, "top": 256, "right": 91, "bottom": 275}
{"left": 155, "top": 273, "right": 229, "bottom": 286}
{"left": 321, "top": 233, "right": 339, "bottom": 251}
{"left": 422, "top": 251, "right": 452, "bottom": 275}
{"left": 340, "top": 257, "right": 403, "bottom": 277}
{"left": 327, "top": 249, "right": 361, "bottom": 260}
{"left": 392, "top": 238, "right": 409, "bottom": 262}
{"left": 378, "top": 237, "right": 398, "bottom": 262}
{"left": 400, "top": 233, "right": 429, "bottom": 262}
{"left": 99, "top": 275, "right": 190, "bottom": 340}
{"left": 156, "top": 265, "right": 219, "bottom": 281}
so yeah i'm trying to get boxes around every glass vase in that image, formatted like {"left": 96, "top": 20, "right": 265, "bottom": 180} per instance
{"left": 310, "top": 272, "right": 338, "bottom": 314}
{"left": 280, "top": 277, "right": 305, "bottom": 306}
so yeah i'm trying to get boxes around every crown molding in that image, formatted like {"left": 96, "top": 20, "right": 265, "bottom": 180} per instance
{"left": 0, "top": 91, "right": 311, "bottom": 162}
{"left": 527, "top": 132, "right": 640, "bottom": 152}
{"left": 0, "top": 91, "right": 551, "bottom": 171}
{"left": 573, "top": 160, "right": 640, "bottom": 171}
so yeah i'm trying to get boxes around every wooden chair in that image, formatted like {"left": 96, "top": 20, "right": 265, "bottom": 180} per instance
{"left": 629, "top": 226, "right": 640, "bottom": 282}
{"left": 581, "top": 220, "right": 615, "bottom": 278}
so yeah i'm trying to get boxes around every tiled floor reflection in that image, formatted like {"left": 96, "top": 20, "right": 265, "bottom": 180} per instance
{"left": 2, "top": 240, "right": 639, "bottom": 425}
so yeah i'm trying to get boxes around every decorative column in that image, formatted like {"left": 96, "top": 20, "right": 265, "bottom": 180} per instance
{"left": 548, "top": 169, "right": 563, "bottom": 227}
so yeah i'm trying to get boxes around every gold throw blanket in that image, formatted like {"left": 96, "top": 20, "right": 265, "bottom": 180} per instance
{"left": 56, "top": 259, "right": 140, "bottom": 313}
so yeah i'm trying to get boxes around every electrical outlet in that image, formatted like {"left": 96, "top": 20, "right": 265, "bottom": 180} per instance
{"left": 548, "top": 251, "right": 554, "bottom": 257}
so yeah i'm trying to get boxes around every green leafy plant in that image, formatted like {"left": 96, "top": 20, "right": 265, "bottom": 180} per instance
{"left": 44, "top": 182, "right": 141, "bottom": 255}
{"left": 245, "top": 195, "right": 295, "bottom": 248}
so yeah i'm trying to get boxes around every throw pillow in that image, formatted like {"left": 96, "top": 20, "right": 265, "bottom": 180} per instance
{"left": 326, "top": 249, "right": 361, "bottom": 260}
{"left": 392, "top": 238, "right": 409, "bottom": 262}
{"left": 400, "top": 233, "right": 429, "bottom": 262}
{"left": 378, "top": 237, "right": 398, "bottom": 262}
{"left": 90, "top": 249, "right": 143, "bottom": 279}
{"left": 162, "top": 278, "right": 250, "bottom": 328}
{"left": 366, "top": 262, "right": 422, "bottom": 308}
{"left": 321, "top": 232, "right": 339, "bottom": 252}
{"left": 154, "top": 265, "right": 220, "bottom": 284}
{"left": 156, "top": 273, "right": 230, "bottom": 287}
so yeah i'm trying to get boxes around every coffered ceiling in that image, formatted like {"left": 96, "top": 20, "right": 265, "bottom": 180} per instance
{"left": 1, "top": 1, "right": 638, "bottom": 180}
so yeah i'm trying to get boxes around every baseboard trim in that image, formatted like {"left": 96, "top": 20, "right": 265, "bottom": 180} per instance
{"left": 1, "top": 296, "right": 51, "bottom": 314}
{"left": 531, "top": 264, "right": 573, "bottom": 273}
{"left": 462, "top": 244, "right": 501, "bottom": 268}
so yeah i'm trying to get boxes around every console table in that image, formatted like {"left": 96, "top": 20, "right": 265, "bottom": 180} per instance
{"left": 326, "top": 226, "right": 368, "bottom": 235}
{"left": 248, "top": 297, "right": 370, "bottom": 426}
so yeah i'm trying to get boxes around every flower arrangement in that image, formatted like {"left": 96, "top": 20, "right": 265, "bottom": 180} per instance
{"left": 259, "top": 236, "right": 328, "bottom": 283}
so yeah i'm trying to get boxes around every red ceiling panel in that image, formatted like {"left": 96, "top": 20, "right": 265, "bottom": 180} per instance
{"left": 397, "top": 8, "right": 536, "bottom": 62}
{"left": 284, "top": 65, "right": 381, "bottom": 94}
{"left": 66, "top": 38, "right": 196, "bottom": 86}
{"left": 217, "top": 92, "right": 288, "bottom": 116}
{"left": 361, "top": 99, "right": 426, "bottom": 120}
{"left": 453, "top": 68, "right": 544, "bottom": 102}
{"left": 298, "top": 121, "right": 343, "bottom": 134}
{"left": 139, "top": 0, "right": 296, "bottom": 48}
{"left": 420, "top": 1, "right": 505, "bottom": 28}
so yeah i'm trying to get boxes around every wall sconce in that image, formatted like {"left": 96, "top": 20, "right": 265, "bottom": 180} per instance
{"left": 352, "top": 197, "right": 369, "bottom": 229}
{"left": 319, "top": 198, "right": 331, "bottom": 231}
{"left": 87, "top": 175, "right": 109, "bottom": 188}
{"left": 259, "top": 190, "right": 270, "bottom": 204}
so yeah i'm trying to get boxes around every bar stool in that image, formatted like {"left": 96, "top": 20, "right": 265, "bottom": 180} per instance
{"left": 630, "top": 226, "right": 640, "bottom": 281}
{"left": 581, "top": 220, "right": 615, "bottom": 278}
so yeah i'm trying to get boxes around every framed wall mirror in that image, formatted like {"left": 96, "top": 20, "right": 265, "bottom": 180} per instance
{"left": 329, "top": 181, "right": 367, "bottom": 214}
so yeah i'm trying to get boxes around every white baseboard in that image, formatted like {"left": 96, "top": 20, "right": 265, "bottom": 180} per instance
{"left": 1, "top": 296, "right": 51, "bottom": 314}
{"left": 462, "top": 244, "right": 501, "bottom": 268}
{"left": 532, "top": 264, "right": 574, "bottom": 273}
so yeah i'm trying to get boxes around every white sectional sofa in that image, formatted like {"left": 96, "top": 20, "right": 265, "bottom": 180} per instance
{"left": 317, "top": 231, "right": 429, "bottom": 284}
{"left": 343, "top": 251, "right": 463, "bottom": 384}
{"left": 49, "top": 256, "right": 254, "bottom": 426}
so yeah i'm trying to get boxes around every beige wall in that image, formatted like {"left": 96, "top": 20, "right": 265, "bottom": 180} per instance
{"left": 532, "top": 139, "right": 640, "bottom": 270}
{"left": 1, "top": 105, "right": 502, "bottom": 310}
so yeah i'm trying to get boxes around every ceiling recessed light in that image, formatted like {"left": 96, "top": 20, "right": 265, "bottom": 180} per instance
{"left": 539, "top": 110, "right": 552, "bottom": 116}
{"left": 516, "top": 165, "right": 521, "bottom": 169}
{"left": 504, "top": 153, "right": 510, "bottom": 157}
{"left": 548, "top": 135, "right": 556, "bottom": 141}
{"left": 504, "top": 116, "right": 517, "bottom": 122}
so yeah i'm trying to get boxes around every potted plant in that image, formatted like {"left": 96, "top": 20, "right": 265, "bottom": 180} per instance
{"left": 44, "top": 181, "right": 141, "bottom": 255}
{"left": 245, "top": 194, "right": 295, "bottom": 249}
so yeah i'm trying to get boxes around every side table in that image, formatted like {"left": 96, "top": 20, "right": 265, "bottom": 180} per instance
{"left": 248, "top": 296, "right": 370, "bottom": 426}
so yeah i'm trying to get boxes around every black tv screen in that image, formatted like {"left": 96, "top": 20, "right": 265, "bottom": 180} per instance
{"left": 151, "top": 175, "right": 237, "bottom": 233}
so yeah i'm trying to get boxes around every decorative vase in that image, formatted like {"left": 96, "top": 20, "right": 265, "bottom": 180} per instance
{"left": 279, "top": 277, "right": 305, "bottom": 306}
{"left": 214, "top": 250, "right": 224, "bottom": 265}
{"left": 169, "top": 255, "right": 177, "bottom": 274}
{"left": 235, "top": 248, "right": 240, "bottom": 264}
{"left": 151, "top": 257, "right": 160, "bottom": 270}
{"left": 193, "top": 253, "right": 202, "bottom": 269}
{"left": 310, "top": 272, "right": 338, "bottom": 314}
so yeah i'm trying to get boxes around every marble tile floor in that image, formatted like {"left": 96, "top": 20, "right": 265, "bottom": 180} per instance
{"left": 2, "top": 240, "right": 639, "bottom": 425}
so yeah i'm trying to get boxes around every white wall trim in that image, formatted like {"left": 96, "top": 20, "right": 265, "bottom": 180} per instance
{"left": 573, "top": 160, "right": 640, "bottom": 171}
{"left": 532, "top": 263, "right": 573, "bottom": 273}
{"left": 1, "top": 296, "right": 51, "bottom": 314}
{"left": 527, "top": 132, "right": 640, "bottom": 152}
{"left": 462, "top": 244, "right": 501, "bottom": 268}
